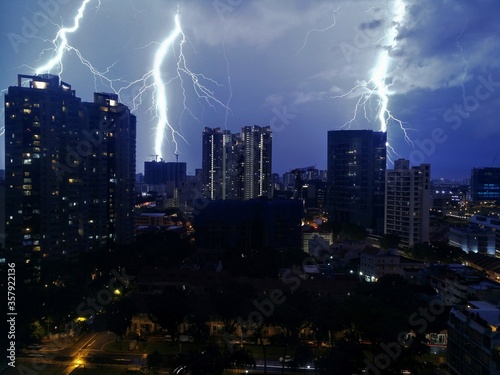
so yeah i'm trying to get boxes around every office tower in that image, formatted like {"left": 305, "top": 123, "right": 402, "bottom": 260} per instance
{"left": 471, "top": 167, "right": 500, "bottom": 204}
{"left": 4, "top": 75, "right": 135, "bottom": 280}
{"left": 241, "top": 125, "right": 272, "bottom": 200}
{"left": 327, "top": 130, "right": 386, "bottom": 233}
{"left": 385, "top": 159, "right": 430, "bottom": 247}
{"left": 202, "top": 126, "right": 272, "bottom": 200}
{"left": 84, "top": 92, "right": 136, "bottom": 249}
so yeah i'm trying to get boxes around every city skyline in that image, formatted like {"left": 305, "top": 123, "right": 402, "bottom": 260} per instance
{"left": 1, "top": 0, "right": 500, "bottom": 178}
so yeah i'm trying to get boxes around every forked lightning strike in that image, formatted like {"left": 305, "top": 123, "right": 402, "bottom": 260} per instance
{"left": 331, "top": 0, "right": 412, "bottom": 162}
{"left": 32, "top": 1, "right": 230, "bottom": 161}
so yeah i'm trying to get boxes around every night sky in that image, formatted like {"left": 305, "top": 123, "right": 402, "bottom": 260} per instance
{"left": 1, "top": 0, "right": 499, "bottom": 179}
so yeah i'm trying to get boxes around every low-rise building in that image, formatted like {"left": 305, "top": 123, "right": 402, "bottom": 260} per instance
{"left": 359, "top": 246, "right": 424, "bottom": 282}
{"left": 448, "top": 301, "right": 500, "bottom": 375}
{"left": 449, "top": 227, "right": 496, "bottom": 255}
{"left": 429, "top": 264, "right": 500, "bottom": 306}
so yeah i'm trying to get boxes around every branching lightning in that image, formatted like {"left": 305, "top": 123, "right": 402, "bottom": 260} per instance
{"left": 136, "top": 9, "right": 230, "bottom": 159}
{"left": 35, "top": 0, "right": 96, "bottom": 75}
{"left": 331, "top": 0, "right": 412, "bottom": 162}
{"left": 31, "top": 1, "right": 230, "bottom": 162}
{"left": 296, "top": 6, "right": 341, "bottom": 56}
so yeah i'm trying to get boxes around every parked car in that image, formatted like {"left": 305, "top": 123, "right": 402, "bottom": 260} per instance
{"left": 179, "top": 335, "right": 194, "bottom": 342}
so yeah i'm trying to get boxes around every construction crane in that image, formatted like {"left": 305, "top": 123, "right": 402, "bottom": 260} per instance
{"left": 291, "top": 166, "right": 316, "bottom": 199}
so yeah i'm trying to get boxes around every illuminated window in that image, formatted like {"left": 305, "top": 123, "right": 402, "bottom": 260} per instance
{"left": 23, "top": 108, "right": 32, "bottom": 114}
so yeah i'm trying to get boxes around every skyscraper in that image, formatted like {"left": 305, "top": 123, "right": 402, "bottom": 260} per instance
{"left": 4, "top": 74, "right": 135, "bottom": 279}
{"left": 327, "top": 130, "right": 386, "bottom": 233}
{"left": 385, "top": 159, "right": 430, "bottom": 247}
{"left": 202, "top": 125, "right": 272, "bottom": 200}
{"left": 202, "top": 127, "right": 233, "bottom": 200}
{"left": 241, "top": 125, "right": 272, "bottom": 200}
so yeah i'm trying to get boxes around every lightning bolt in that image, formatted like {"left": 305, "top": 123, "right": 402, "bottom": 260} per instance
{"left": 35, "top": 0, "right": 96, "bottom": 75}
{"left": 331, "top": 0, "right": 412, "bottom": 162}
{"left": 149, "top": 9, "right": 231, "bottom": 159}
{"left": 30, "top": 1, "right": 230, "bottom": 162}
{"left": 152, "top": 11, "right": 184, "bottom": 159}
{"left": 296, "top": 6, "right": 341, "bottom": 56}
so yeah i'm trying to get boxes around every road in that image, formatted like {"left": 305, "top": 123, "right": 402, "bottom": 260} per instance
{"left": 10, "top": 331, "right": 145, "bottom": 374}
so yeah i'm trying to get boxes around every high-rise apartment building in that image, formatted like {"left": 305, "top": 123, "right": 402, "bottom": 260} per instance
{"left": 4, "top": 74, "right": 135, "bottom": 279}
{"left": 84, "top": 92, "right": 136, "bottom": 249}
{"left": 5, "top": 75, "right": 85, "bottom": 279}
{"left": 241, "top": 125, "right": 272, "bottom": 200}
{"left": 385, "top": 159, "right": 430, "bottom": 247}
{"left": 471, "top": 167, "right": 500, "bottom": 204}
{"left": 202, "top": 125, "right": 272, "bottom": 200}
{"left": 202, "top": 127, "right": 232, "bottom": 200}
{"left": 327, "top": 130, "right": 386, "bottom": 233}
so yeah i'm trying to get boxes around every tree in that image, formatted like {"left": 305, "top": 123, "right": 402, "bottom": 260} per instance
{"left": 340, "top": 223, "right": 368, "bottom": 241}
{"left": 107, "top": 298, "right": 134, "bottom": 349}
{"left": 29, "top": 321, "right": 46, "bottom": 343}
{"left": 379, "top": 233, "right": 401, "bottom": 249}
{"left": 148, "top": 288, "right": 190, "bottom": 342}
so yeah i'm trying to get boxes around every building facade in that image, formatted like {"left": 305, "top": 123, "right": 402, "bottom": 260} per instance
{"left": 471, "top": 167, "right": 500, "bottom": 204}
{"left": 385, "top": 159, "right": 430, "bottom": 247}
{"left": 84, "top": 92, "right": 136, "bottom": 249}
{"left": 448, "top": 301, "right": 500, "bottom": 375}
{"left": 327, "top": 130, "right": 386, "bottom": 233}
{"left": 4, "top": 74, "right": 135, "bottom": 279}
{"left": 202, "top": 126, "right": 272, "bottom": 200}
{"left": 144, "top": 160, "right": 186, "bottom": 187}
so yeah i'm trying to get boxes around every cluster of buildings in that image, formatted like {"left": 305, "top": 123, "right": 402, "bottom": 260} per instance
{"left": 5, "top": 71, "right": 500, "bottom": 373}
